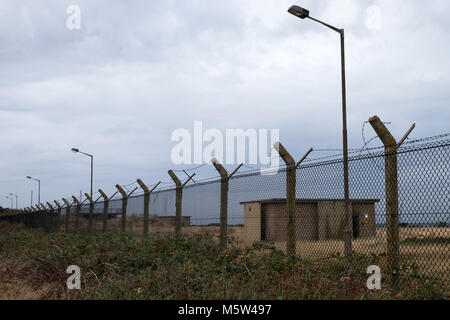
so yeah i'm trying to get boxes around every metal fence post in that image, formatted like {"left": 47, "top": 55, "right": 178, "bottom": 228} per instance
{"left": 62, "top": 198, "right": 71, "bottom": 232}
{"left": 369, "top": 115, "right": 415, "bottom": 289}
{"left": 137, "top": 179, "right": 161, "bottom": 238}
{"left": 98, "top": 189, "right": 109, "bottom": 233}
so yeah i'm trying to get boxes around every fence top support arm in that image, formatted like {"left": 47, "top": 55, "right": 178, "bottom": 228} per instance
{"left": 137, "top": 178, "right": 149, "bottom": 193}
{"left": 115, "top": 185, "right": 128, "bottom": 199}
{"left": 46, "top": 202, "right": 54, "bottom": 210}
{"left": 182, "top": 173, "right": 196, "bottom": 187}
{"left": 149, "top": 181, "right": 161, "bottom": 194}
{"left": 62, "top": 198, "right": 71, "bottom": 207}
{"left": 369, "top": 116, "right": 397, "bottom": 150}
{"left": 295, "top": 148, "right": 314, "bottom": 169}
{"left": 274, "top": 142, "right": 296, "bottom": 168}
{"left": 84, "top": 193, "right": 93, "bottom": 204}
{"left": 211, "top": 158, "right": 228, "bottom": 179}
{"left": 168, "top": 170, "right": 182, "bottom": 188}
{"left": 397, "top": 123, "right": 416, "bottom": 148}
{"left": 229, "top": 163, "right": 244, "bottom": 179}
{"left": 98, "top": 189, "right": 109, "bottom": 202}
{"left": 54, "top": 200, "right": 61, "bottom": 210}
{"left": 72, "top": 196, "right": 81, "bottom": 206}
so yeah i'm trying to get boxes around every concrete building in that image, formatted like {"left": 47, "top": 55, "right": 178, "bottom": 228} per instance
{"left": 241, "top": 199, "right": 378, "bottom": 243}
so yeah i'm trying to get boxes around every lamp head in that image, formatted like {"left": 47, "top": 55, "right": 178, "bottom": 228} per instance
{"left": 71, "top": 148, "right": 79, "bottom": 153}
{"left": 26, "top": 176, "right": 31, "bottom": 179}
{"left": 288, "top": 5, "right": 310, "bottom": 19}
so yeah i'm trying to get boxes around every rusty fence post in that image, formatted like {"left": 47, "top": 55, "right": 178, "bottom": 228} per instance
{"left": 211, "top": 159, "right": 243, "bottom": 249}
{"left": 62, "top": 198, "right": 71, "bottom": 232}
{"left": 54, "top": 200, "right": 61, "bottom": 232}
{"left": 274, "top": 142, "right": 313, "bottom": 256}
{"left": 137, "top": 179, "right": 161, "bottom": 238}
{"left": 369, "top": 115, "right": 415, "bottom": 289}
{"left": 98, "top": 189, "right": 109, "bottom": 233}
{"left": 168, "top": 170, "right": 196, "bottom": 236}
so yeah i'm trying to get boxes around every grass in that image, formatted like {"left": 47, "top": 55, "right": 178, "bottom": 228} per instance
{"left": 0, "top": 221, "right": 447, "bottom": 300}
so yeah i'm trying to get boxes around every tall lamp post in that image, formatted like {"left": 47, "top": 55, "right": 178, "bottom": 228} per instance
{"left": 71, "top": 148, "right": 94, "bottom": 199}
{"left": 26, "top": 176, "right": 41, "bottom": 207}
{"left": 9, "top": 193, "right": 18, "bottom": 209}
{"left": 287, "top": 5, "right": 352, "bottom": 255}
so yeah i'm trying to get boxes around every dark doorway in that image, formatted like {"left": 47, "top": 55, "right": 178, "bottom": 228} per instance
{"left": 352, "top": 214, "right": 360, "bottom": 239}
{"left": 261, "top": 210, "right": 267, "bottom": 241}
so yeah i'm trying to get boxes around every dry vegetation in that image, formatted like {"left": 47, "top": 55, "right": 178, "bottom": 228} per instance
{"left": 0, "top": 220, "right": 448, "bottom": 300}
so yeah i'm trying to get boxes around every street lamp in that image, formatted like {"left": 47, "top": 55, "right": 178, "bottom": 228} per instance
{"left": 71, "top": 148, "right": 94, "bottom": 198}
{"left": 9, "top": 193, "right": 18, "bottom": 209}
{"left": 26, "top": 176, "right": 41, "bottom": 207}
{"left": 288, "top": 4, "right": 352, "bottom": 255}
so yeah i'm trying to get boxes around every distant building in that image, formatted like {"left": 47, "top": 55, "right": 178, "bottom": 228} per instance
{"left": 241, "top": 199, "right": 379, "bottom": 243}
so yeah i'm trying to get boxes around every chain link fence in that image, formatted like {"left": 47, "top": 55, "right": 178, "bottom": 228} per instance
{"left": 2, "top": 135, "right": 448, "bottom": 290}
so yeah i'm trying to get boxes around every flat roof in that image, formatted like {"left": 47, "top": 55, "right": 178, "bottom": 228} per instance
{"left": 240, "top": 198, "right": 380, "bottom": 205}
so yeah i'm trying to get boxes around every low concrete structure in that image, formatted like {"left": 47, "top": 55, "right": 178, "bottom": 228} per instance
{"left": 241, "top": 199, "right": 378, "bottom": 243}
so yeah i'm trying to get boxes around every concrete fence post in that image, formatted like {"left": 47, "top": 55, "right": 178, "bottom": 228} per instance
{"left": 274, "top": 142, "right": 313, "bottom": 256}
{"left": 168, "top": 170, "right": 196, "bottom": 236}
{"left": 274, "top": 142, "right": 297, "bottom": 256}
{"left": 211, "top": 159, "right": 243, "bottom": 249}
{"left": 62, "top": 198, "right": 71, "bottom": 232}
{"left": 369, "top": 115, "right": 415, "bottom": 289}
{"left": 54, "top": 200, "right": 61, "bottom": 232}
{"left": 98, "top": 189, "right": 109, "bottom": 233}
{"left": 137, "top": 179, "right": 161, "bottom": 238}
{"left": 84, "top": 193, "right": 94, "bottom": 233}
{"left": 46, "top": 202, "right": 56, "bottom": 232}
{"left": 116, "top": 185, "right": 128, "bottom": 233}
{"left": 72, "top": 196, "right": 81, "bottom": 232}
{"left": 168, "top": 170, "right": 183, "bottom": 236}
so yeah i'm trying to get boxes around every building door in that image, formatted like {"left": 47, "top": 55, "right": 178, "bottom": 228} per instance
{"left": 352, "top": 214, "right": 360, "bottom": 239}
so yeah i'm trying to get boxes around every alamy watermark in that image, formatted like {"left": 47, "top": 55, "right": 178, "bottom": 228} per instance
{"left": 366, "top": 265, "right": 381, "bottom": 290}
{"left": 366, "top": 5, "right": 381, "bottom": 30}
{"left": 171, "top": 121, "right": 280, "bottom": 174}
{"left": 66, "top": 265, "right": 81, "bottom": 290}
{"left": 66, "top": 5, "right": 81, "bottom": 30}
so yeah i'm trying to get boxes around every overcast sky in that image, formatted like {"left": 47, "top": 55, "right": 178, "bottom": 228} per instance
{"left": 1, "top": 0, "right": 449, "bottom": 208}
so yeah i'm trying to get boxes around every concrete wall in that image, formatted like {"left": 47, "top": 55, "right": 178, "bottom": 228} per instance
{"left": 243, "top": 202, "right": 261, "bottom": 244}
{"left": 317, "top": 201, "right": 349, "bottom": 240}
{"left": 263, "top": 203, "right": 318, "bottom": 241}
{"left": 243, "top": 200, "right": 377, "bottom": 244}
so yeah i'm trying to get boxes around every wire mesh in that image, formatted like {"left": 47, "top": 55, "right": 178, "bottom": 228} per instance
{"left": 2, "top": 137, "right": 448, "bottom": 289}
